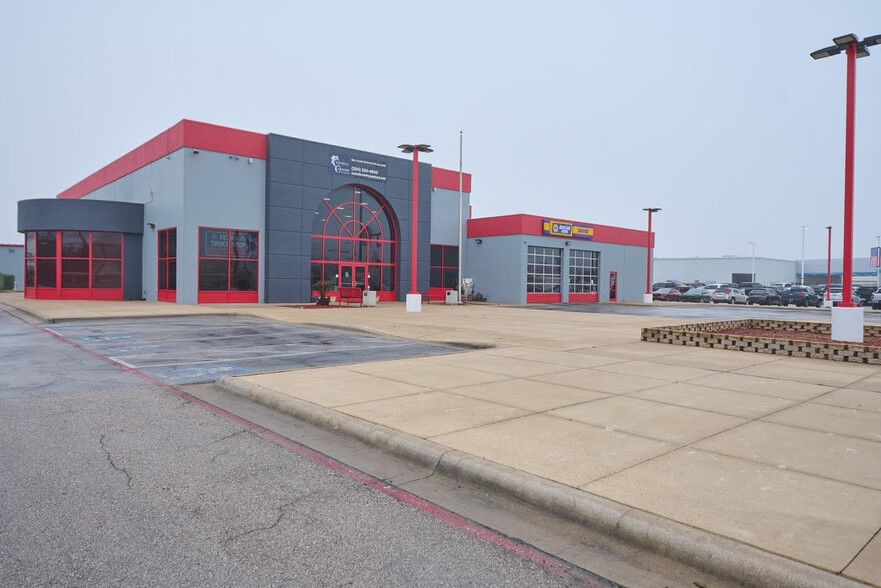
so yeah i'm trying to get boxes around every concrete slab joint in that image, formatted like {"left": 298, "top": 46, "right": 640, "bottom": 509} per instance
{"left": 214, "top": 375, "right": 865, "bottom": 588}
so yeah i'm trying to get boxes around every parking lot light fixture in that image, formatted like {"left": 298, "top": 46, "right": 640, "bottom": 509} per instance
{"left": 876, "top": 235, "right": 880, "bottom": 288}
{"left": 811, "top": 45, "right": 843, "bottom": 60}
{"left": 810, "top": 33, "right": 878, "bottom": 308}
{"left": 642, "top": 207, "right": 661, "bottom": 302}
{"left": 801, "top": 226, "right": 807, "bottom": 285}
{"left": 811, "top": 33, "right": 877, "bottom": 342}
{"left": 827, "top": 226, "right": 833, "bottom": 301}
{"left": 399, "top": 143, "right": 433, "bottom": 312}
{"left": 748, "top": 241, "right": 756, "bottom": 282}
{"left": 833, "top": 33, "right": 859, "bottom": 47}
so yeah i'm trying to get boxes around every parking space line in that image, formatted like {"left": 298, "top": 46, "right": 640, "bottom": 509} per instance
{"left": 106, "top": 340, "right": 411, "bottom": 361}
{"left": 44, "top": 317, "right": 459, "bottom": 386}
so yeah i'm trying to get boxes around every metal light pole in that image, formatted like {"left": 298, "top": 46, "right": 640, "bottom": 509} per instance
{"left": 811, "top": 33, "right": 880, "bottom": 341}
{"left": 748, "top": 241, "right": 756, "bottom": 282}
{"left": 876, "top": 235, "right": 880, "bottom": 287}
{"left": 398, "top": 143, "right": 433, "bottom": 312}
{"left": 642, "top": 207, "right": 661, "bottom": 303}
{"left": 827, "top": 226, "right": 833, "bottom": 302}
{"left": 457, "top": 131, "right": 464, "bottom": 304}
{"left": 801, "top": 226, "right": 807, "bottom": 286}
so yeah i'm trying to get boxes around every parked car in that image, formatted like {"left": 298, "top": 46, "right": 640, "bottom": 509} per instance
{"left": 652, "top": 287, "right": 682, "bottom": 302}
{"left": 828, "top": 286, "right": 863, "bottom": 307}
{"left": 747, "top": 288, "right": 782, "bottom": 306}
{"left": 854, "top": 285, "right": 876, "bottom": 305}
{"left": 783, "top": 285, "right": 822, "bottom": 307}
{"left": 871, "top": 288, "right": 881, "bottom": 310}
{"left": 769, "top": 282, "right": 793, "bottom": 290}
{"left": 681, "top": 287, "right": 712, "bottom": 303}
{"left": 703, "top": 283, "right": 729, "bottom": 295}
{"left": 739, "top": 282, "right": 764, "bottom": 295}
{"left": 652, "top": 281, "right": 682, "bottom": 291}
{"left": 711, "top": 287, "right": 747, "bottom": 304}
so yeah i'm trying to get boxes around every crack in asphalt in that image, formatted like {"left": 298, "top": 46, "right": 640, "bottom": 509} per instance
{"left": 99, "top": 433, "right": 132, "bottom": 488}
{"left": 223, "top": 498, "right": 300, "bottom": 543}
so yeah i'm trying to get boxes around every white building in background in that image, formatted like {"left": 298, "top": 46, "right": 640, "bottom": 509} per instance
{"left": 654, "top": 256, "right": 880, "bottom": 288}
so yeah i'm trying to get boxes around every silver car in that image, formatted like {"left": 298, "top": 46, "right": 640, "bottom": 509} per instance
{"left": 711, "top": 287, "right": 747, "bottom": 304}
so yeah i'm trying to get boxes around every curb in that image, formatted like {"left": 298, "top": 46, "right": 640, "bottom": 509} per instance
{"left": 215, "top": 375, "right": 861, "bottom": 588}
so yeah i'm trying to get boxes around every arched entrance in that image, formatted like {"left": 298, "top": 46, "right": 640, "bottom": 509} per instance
{"left": 310, "top": 184, "right": 398, "bottom": 301}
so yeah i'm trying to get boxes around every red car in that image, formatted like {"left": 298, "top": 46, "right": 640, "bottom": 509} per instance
{"left": 652, "top": 287, "right": 681, "bottom": 301}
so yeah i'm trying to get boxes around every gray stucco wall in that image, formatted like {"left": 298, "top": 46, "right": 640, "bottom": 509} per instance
{"left": 0, "top": 245, "right": 24, "bottom": 289}
{"left": 180, "top": 150, "right": 266, "bottom": 304}
{"left": 75, "top": 148, "right": 266, "bottom": 304}
{"left": 78, "top": 151, "right": 185, "bottom": 301}
{"left": 465, "top": 234, "right": 647, "bottom": 304}
{"left": 430, "top": 187, "right": 470, "bottom": 247}
{"left": 264, "top": 135, "right": 431, "bottom": 303}
{"left": 464, "top": 235, "right": 525, "bottom": 303}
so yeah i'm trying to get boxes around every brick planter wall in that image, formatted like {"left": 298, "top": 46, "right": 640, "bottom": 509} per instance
{"left": 641, "top": 319, "right": 881, "bottom": 364}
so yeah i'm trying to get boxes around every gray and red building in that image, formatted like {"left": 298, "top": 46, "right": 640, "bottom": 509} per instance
{"left": 16, "top": 120, "right": 651, "bottom": 305}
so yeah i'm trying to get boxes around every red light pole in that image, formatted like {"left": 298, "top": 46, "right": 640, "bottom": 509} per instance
{"left": 398, "top": 143, "right": 433, "bottom": 311}
{"left": 811, "top": 33, "right": 880, "bottom": 340}
{"left": 826, "top": 225, "right": 832, "bottom": 302}
{"left": 642, "top": 207, "right": 661, "bottom": 302}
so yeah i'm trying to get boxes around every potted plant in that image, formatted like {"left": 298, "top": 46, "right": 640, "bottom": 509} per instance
{"left": 314, "top": 280, "right": 333, "bottom": 306}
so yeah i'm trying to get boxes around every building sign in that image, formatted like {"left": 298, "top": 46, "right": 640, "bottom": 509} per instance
{"left": 330, "top": 154, "right": 387, "bottom": 182}
{"left": 202, "top": 229, "right": 258, "bottom": 258}
{"left": 542, "top": 219, "right": 594, "bottom": 240}
{"left": 203, "top": 229, "right": 230, "bottom": 257}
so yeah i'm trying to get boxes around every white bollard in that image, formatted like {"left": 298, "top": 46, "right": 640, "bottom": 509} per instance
{"left": 831, "top": 306, "right": 864, "bottom": 343}
{"left": 406, "top": 293, "right": 422, "bottom": 313}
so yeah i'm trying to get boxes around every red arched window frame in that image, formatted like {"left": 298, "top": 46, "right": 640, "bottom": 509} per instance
{"left": 310, "top": 185, "right": 398, "bottom": 301}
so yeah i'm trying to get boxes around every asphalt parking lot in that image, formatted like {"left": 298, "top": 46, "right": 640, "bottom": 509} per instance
{"left": 46, "top": 317, "right": 460, "bottom": 385}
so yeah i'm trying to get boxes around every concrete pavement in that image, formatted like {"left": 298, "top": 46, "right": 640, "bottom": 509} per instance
{"left": 2, "top": 292, "right": 879, "bottom": 586}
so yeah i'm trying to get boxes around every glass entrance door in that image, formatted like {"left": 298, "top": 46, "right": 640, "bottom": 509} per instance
{"left": 338, "top": 265, "right": 367, "bottom": 289}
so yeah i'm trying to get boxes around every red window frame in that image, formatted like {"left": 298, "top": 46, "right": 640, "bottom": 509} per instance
{"left": 24, "top": 230, "right": 124, "bottom": 301}
{"left": 197, "top": 227, "right": 259, "bottom": 304}
{"left": 430, "top": 245, "right": 459, "bottom": 290}
{"left": 158, "top": 228, "right": 177, "bottom": 302}
{"left": 310, "top": 185, "right": 398, "bottom": 302}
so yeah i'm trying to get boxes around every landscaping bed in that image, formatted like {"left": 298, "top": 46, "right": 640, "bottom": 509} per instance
{"left": 716, "top": 326, "right": 881, "bottom": 349}
{"left": 642, "top": 318, "right": 881, "bottom": 364}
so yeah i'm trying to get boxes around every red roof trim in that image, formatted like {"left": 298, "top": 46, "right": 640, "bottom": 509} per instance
{"left": 1, "top": 243, "right": 23, "bottom": 247}
{"left": 57, "top": 120, "right": 267, "bottom": 200}
{"left": 467, "top": 213, "right": 652, "bottom": 248}
{"left": 431, "top": 166, "right": 472, "bottom": 192}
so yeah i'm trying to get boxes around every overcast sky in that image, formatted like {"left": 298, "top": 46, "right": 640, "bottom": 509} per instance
{"left": 2, "top": 1, "right": 880, "bottom": 261}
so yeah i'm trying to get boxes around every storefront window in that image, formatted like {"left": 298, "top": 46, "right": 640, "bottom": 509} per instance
{"left": 62, "top": 231, "right": 90, "bottom": 258}
{"left": 311, "top": 185, "right": 397, "bottom": 300}
{"left": 158, "top": 228, "right": 177, "bottom": 301}
{"left": 198, "top": 227, "right": 259, "bottom": 303}
{"left": 24, "top": 230, "right": 123, "bottom": 299}
{"left": 430, "top": 245, "right": 459, "bottom": 289}
{"left": 93, "top": 260, "right": 122, "bottom": 289}
{"left": 36, "top": 231, "right": 57, "bottom": 258}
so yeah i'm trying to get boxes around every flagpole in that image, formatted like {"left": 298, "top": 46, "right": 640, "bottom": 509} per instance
{"left": 457, "top": 130, "right": 463, "bottom": 303}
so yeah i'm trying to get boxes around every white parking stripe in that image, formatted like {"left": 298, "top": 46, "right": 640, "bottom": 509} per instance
{"left": 114, "top": 342, "right": 416, "bottom": 369}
